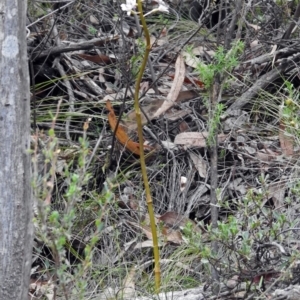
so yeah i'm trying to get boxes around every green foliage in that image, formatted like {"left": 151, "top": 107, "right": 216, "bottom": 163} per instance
{"left": 32, "top": 115, "right": 113, "bottom": 299}
{"left": 88, "top": 26, "right": 98, "bottom": 35}
{"left": 130, "top": 38, "right": 147, "bottom": 77}
{"left": 207, "top": 102, "right": 225, "bottom": 146}
{"left": 193, "top": 41, "right": 244, "bottom": 146}
{"left": 180, "top": 188, "right": 293, "bottom": 288}
{"left": 195, "top": 41, "right": 244, "bottom": 89}
{"left": 280, "top": 81, "right": 300, "bottom": 136}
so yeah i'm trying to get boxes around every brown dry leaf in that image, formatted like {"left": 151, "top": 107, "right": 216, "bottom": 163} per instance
{"left": 164, "top": 108, "right": 192, "bottom": 121}
{"left": 126, "top": 218, "right": 183, "bottom": 245}
{"left": 189, "top": 152, "right": 207, "bottom": 178}
{"left": 106, "top": 101, "right": 154, "bottom": 156}
{"left": 266, "top": 181, "right": 286, "bottom": 208}
{"left": 124, "top": 91, "right": 197, "bottom": 131}
{"left": 279, "top": 121, "right": 294, "bottom": 156}
{"left": 256, "top": 150, "right": 276, "bottom": 162}
{"left": 174, "top": 132, "right": 227, "bottom": 148}
{"left": 161, "top": 227, "right": 183, "bottom": 245}
{"left": 137, "top": 222, "right": 157, "bottom": 240}
{"left": 159, "top": 211, "right": 189, "bottom": 228}
{"left": 152, "top": 54, "right": 185, "bottom": 118}
{"left": 159, "top": 211, "right": 200, "bottom": 233}
{"left": 179, "top": 121, "right": 190, "bottom": 132}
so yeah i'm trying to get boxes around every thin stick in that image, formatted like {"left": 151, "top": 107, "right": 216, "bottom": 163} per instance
{"left": 135, "top": 1, "right": 161, "bottom": 293}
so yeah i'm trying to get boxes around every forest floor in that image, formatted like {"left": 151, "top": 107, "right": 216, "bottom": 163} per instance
{"left": 28, "top": 1, "right": 300, "bottom": 299}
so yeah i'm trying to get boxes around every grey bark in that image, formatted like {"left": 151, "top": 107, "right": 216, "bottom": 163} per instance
{"left": 0, "top": 0, "right": 33, "bottom": 299}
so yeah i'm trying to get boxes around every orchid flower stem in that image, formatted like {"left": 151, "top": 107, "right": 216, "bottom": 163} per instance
{"left": 135, "top": 0, "right": 161, "bottom": 293}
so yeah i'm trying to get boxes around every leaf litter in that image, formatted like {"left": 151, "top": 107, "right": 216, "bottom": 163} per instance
{"left": 28, "top": 0, "right": 300, "bottom": 298}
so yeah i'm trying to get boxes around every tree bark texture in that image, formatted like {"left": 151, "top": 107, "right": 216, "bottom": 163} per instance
{"left": 0, "top": 0, "right": 33, "bottom": 299}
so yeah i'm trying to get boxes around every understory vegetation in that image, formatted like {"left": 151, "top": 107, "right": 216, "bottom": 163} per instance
{"left": 28, "top": 0, "right": 300, "bottom": 299}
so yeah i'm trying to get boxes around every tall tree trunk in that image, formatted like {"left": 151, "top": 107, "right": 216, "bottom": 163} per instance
{"left": 0, "top": 0, "right": 33, "bottom": 299}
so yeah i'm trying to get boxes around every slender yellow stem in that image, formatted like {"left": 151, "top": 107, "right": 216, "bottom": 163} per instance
{"left": 135, "top": 0, "right": 161, "bottom": 293}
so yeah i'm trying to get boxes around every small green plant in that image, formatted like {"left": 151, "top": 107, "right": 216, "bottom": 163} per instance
{"left": 88, "top": 26, "right": 98, "bottom": 35}
{"left": 207, "top": 102, "right": 225, "bottom": 145}
{"left": 32, "top": 108, "right": 113, "bottom": 299}
{"left": 194, "top": 41, "right": 244, "bottom": 146}
{"left": 179, "top": 187, "right": 294, "bottom": 296}
{"left": 130, "top": 38, "right": 147, "bottom": 77}
{"left": 196, "top": 41, "right": 244, "bottom": 88}
{"left": 281, "top": 82, "right": 300, "bottom": 132}
{"left": 192, "top": 39, "right": 244, "bottom": 294}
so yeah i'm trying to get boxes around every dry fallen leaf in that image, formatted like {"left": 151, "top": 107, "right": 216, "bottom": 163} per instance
{"left": 164, "top": 108, "right": 192, "bottom": 121}
{"left": 279, "top": 120, "right": 294, "bottom": 156}
{"left": 265, "top": 181, "right": 286, "bottom": 208}
{"left": 228, "top": 178, "right": 247, "bottom": 195}
{"left": 256, "top": 150, "right": 276, "bottom": 162}
{"left": 192, "top": 46, "right": 215, "bottom": 57}
{"left": 161, "top": 227, "right": 183, "bottom": 245}
{"left": 159, "top": 211, "right": 190, "bottom": 228}
{"left": 152, "top": 54, "right": 185, "bottom": 118}
{"left": 189, "top": 152, "right": 207, "bottom": 178}
{"left": 127, "top": 218, "right": 183, "bottom": 245}
{"left": 167, "top": 73, "right": 205, "bottom": 88}
{"left": 159, "top": 211, "right": 200, "bottom": 232}
{"left": 182, "top": 50, "right": 201, "bottom": 68}
{"left": 106, "top": 101, "right": 153, "bottom": 155}
{"left": 174, "top": 132, "right": 227, "bottom": 148}
{"left": 124, "top": 90, "right": 197, "bottom": 131}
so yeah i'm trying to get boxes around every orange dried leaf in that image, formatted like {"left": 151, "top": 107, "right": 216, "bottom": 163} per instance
{"left": 106, "top": 101, "right": 141, "bottom": 155}
{"left": 106, "top": 101, "right": 154, "bottom": 156}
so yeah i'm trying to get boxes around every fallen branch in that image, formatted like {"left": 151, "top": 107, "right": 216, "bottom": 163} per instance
{"left": 30, "top": 36, "right": 119, "bottom": 61}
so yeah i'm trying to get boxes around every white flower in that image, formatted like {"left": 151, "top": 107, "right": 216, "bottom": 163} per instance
{"left": 157, "top": 4, "right": 169, "bottom": 13}
{"left": 121, "top": 0, "right": 137, "bottom": 16}
{"left": 157, "top": 0, "right": 169, "bottom": 13}
{"left": 144, "top": 0, "right": 169, "bottom": 16}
